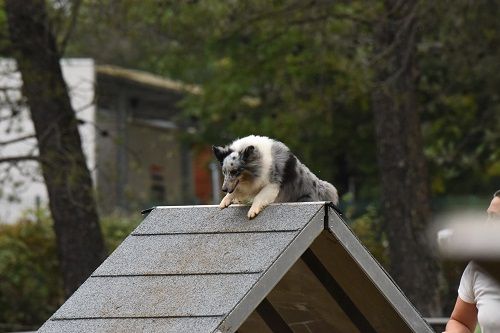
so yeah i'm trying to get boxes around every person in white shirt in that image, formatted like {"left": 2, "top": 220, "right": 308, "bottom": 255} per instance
{"left": 444, "top": 190, "right": 500, "bottom": 333}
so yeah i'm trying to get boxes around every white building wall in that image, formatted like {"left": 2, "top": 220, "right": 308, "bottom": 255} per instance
{"left": 0, "top": 58, "right": 95, "bottom": 222}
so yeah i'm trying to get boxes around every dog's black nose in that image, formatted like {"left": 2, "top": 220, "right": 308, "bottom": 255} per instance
{"left": 222, "top": 187, "right": 228, "bottom": 193}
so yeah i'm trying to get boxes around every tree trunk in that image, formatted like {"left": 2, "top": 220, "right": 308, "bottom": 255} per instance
{"left": 371, "top": 1, "right": 441, "bottom": 316}
{"left": 5, "top": 0, "right": 106, "bottom": 297}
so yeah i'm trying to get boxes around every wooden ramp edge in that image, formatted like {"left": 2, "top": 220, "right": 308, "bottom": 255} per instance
{"left": 37, "top": 202, "right": 433, "bottom": 333}
{"left": 317, "top": 205, "right": 433, "bottom": 333}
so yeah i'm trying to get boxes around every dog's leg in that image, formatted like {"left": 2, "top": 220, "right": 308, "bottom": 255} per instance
{"left": 219, "top": 193, "right": 235, "bottom": 209}
{"left": 248, "top": 183, "right": 280, "bottom": 219}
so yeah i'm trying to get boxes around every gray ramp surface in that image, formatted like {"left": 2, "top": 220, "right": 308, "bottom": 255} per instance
{"left": 38, "top": 202, "right": 433, "bottom": 333}
{"left": 38, "top": 203, "right": 325, "bottom": 333}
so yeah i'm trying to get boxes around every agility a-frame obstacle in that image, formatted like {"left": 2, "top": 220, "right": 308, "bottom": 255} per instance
{"left": 38, "top": 202, "right": 433, "bottom": 333}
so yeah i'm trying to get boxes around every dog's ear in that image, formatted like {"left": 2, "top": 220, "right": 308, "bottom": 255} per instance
{"left": 242, "top": 145, "right": 255, "bottom": 161}
{"left": 212, "top": 145, "right": 231, "bottom": 164}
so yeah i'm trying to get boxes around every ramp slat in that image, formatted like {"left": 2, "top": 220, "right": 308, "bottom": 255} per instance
{"left": 38, "top": 317, "right": 222, "bottom": 333}
{"left": 134, "top": 203, "right": 324, "bottom": 234}
{"left": 53, "top": 275, "right": 260, "bottom": 318}
{"left": 93, "top": 232, "right": 297, "bottom": 276}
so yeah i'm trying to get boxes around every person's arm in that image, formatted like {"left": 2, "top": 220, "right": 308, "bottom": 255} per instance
{"left": 444, "top": 296, "right": 478, "bottom": 333}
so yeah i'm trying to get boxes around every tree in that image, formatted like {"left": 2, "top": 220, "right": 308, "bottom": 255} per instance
{"left": 371, "top": 0, "right": 441, "bottom": 315}
{"left": 4, "top": 0, "right": 106, "bottom": 297}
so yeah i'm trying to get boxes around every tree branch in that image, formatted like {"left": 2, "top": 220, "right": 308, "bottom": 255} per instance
{"left": 58, "top": 0, "right": 82, "bottom": 55}
{"left": 0, "top": 155, "right": 39, "bottom": 164}
{"left": 0, "top": 134, "right": 36, "bottom": 146}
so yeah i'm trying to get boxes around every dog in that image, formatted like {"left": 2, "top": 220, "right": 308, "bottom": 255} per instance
{"left": 212, "top": 135, "right": 339, "bottom": 219}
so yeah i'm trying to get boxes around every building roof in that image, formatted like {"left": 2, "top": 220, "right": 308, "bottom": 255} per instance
{"left": 95, "top": 65, "right": 260, "bottom": 107}
{"left": 96, "top": 65, "right": 202, "bottom": 95}
{"left": 38, "top": 202, "right": 433, "bottom": 333}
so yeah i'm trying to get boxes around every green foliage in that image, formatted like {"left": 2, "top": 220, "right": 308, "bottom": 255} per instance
{"left": 0, "top": 210, "right": 62, "bottom": 331}
{"left": 0, "top": 2, "right": 5, "bottom": 27}
{"left": 0, "top": 0, "right": 12, "bottom": 55}
{"left": 419, "top": 1, "right": 500, "bottom": 194}
{"left": 343, "top": 194, "right": 388, "bottom": 267}
{"left": 171, "top": 1, "right": 378, "bottom": 194}
{"left": 0, "top": 210, "right": 140, "bottom": 331}
{"left": 100, "top": 214, "right": 141, "bottom": 252}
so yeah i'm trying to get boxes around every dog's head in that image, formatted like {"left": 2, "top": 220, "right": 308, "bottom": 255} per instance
{"left": 212, "top": 145, "right": 256, "bottom": 193}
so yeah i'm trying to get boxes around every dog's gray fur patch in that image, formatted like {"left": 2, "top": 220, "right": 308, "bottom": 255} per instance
{"left": 213, "top": 136, "right": 338, "bottom": 204}
{"left": 271, "top": 141, "right": 338, "bottom": 203}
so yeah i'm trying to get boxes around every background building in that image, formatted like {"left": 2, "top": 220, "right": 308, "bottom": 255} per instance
{"left": 0, "top": 59, "right": 219, "bottom": 222}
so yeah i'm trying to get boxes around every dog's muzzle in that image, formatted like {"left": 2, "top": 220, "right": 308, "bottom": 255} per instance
{"left": 222, "top": 180, "right": 239, "bottom": 193}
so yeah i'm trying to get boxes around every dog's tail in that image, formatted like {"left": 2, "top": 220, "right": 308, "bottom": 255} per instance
{"left": 319, "top": 180, "right": 339, "bottom": 205}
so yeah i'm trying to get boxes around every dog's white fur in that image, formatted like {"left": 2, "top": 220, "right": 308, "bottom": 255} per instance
{"left": 213, "top": 135, "right": 338, "bottom": 219}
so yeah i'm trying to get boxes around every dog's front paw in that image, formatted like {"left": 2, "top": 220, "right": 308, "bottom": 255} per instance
{"left": 219, "top": 196, "right": 232, "bottom": 209}
{"left": 247, "top": 206, "right": 261, "bottom": 219}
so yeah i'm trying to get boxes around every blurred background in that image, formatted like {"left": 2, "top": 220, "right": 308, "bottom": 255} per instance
{"left": 0, "top": 0, "right": 499, "bottom": 331}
